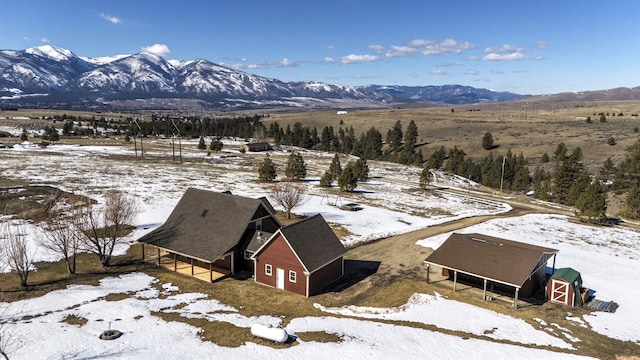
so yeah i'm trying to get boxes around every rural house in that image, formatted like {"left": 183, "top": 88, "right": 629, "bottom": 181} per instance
{"left": 137, "top": 188, "right": 281, "bottom": 282}
{"left": 241, "top": 141, "right": 271, "bottom": 152}
{"left": 251, "top": 214, "right": 348, "bottom": 297}
{"left": 424, "top": 233, "right": 558, "bottom": 308}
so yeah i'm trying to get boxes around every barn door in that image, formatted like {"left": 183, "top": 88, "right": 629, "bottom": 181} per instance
{"left": 276, "top": 268, "right": 285, "bottom": 289}
{"left": 551, "top": 279, "right": 569, "bottom": 305}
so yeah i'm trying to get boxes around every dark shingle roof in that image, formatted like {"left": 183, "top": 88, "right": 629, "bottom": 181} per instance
{"left": 424, "top": 233, "right": 558, "bottom": 288}
{"left": 137, "top": 188, "right": 277, "bottom": 262}
{"left": 262, "top": 214, "right": 347, "bottom": 273}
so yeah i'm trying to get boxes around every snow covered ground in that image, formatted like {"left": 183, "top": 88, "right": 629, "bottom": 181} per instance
{"left": 1, "top": 138, "right": 639, "bottom": 359}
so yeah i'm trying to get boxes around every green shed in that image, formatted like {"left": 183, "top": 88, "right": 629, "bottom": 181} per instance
{"left": 546, "top": 268, "right": 583, "bottom": 307}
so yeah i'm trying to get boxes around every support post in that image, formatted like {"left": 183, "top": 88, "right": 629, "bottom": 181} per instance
{"left": 552, "top": 254, "right": 557, "bottom": 275}
{"left": 174, "top": 254, "right": 177, "bottom": 271}
{"left": 191, "top": 258, "right": 194, "bottom": 276}
{"left": 426, "top": 263, "right": 431, "bottom": 284}
{"left": 453, "top": 271, "right": 458, "bottom": 292}
{"left": 483, "top": 279, "right": 487, "bottom": 301}
{"left": 514, "top": 288, "right": 520, "bottom": 309}
{"left": 141, "top": 244, "right": 145, "bottom": 260}
{"left": 157, "top": 248, "right": 161, "bottom": 266}
{"left": 210, "top": 263, "right": 213, "bottom": 282}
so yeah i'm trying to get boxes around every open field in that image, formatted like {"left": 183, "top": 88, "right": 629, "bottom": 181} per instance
{"left": 1, "top": 105, "right": 640, "bottom": 359}
{"left": 262, "top": 100, "right": 640, "bottom": 173}
{"left": 0, "top": 103, "right": 640, "bottom": 359}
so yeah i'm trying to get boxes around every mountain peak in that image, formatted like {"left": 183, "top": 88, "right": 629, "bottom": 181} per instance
{"left": 25, "top": 45, "right": 75, "bottom": 61}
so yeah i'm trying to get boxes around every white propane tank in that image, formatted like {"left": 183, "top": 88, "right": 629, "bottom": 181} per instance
{"left": 250, "top": 323, "right": 289, "bottom": 343}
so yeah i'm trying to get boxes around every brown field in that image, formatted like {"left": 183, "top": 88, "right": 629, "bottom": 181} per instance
{"left": 262, "top": 100, "right": 640, "bottom": 175}
{"left": 2, "top": 100, "right": 640, "bottom": 358}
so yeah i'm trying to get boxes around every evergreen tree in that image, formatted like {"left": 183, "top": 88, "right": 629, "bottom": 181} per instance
{"left": 567, "top": 171, "right": 591, "bottom": 206}
{"left": 575, "top": 178, "right": 607, "bottom": 223}
{"left": 532, "top": 167, "right": 552, "bottom": 201}
{"left": 284, "top": 152, "right": 307, "bottom": 180}
{"left": 197, "top": 136, "right": 206, "bottom": 150}
{"left": 419, "top": 167, "right": 434, "bottom": 189}
{"left": 20, "top": 128, "right": 28, "bottom": 141}
{"left": 482, "top": 132, "right": 495, "bottom": 150}
{"left": 386, "top": 120, "right": 403, "bottom": 151}
{"left": 619, "top": 181, "right": 640, "bottom": 220}
{"left": 338, "top": 162, "right": 358, "bottom": 192}
{"left": 540, "top": 152, "right": 550, "bottom": 163}
{"left": 445, "top": 147, "right": 465, "bottom": 173}
{"left": 425, "top": 146, "right": 446, "bottom": 169}
{"left": 62, "top": 120, "right": 74, "bottom": 136}
{"left": 319, "top": 171, "right": 334, "bottom": 187}
{"left": 353, "top": 158, "right": 369, "bottom": 181}
{"left": 258, "top": 154, "right": 277, "bottom": 181}
{"left": 209, "top": 138, "right": 224, "bottom": 152}
{"left": 404, "top": 120, "right": 418, "bottom": 148}
{"left": 554, "top": 143, "right": 568, "bottom": 162}
{"left": 328, "top": 153, "right": 342, "bottom": 180}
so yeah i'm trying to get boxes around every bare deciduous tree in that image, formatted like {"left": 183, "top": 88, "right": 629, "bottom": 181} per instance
{"left": 42, "top": 215, "right": 80, "bottom": 275}
{"left": 77, "top": 192, "right": 138, "bottom": 267}
{"left": 0, "top": 290, "right": 23, "bottom": 360}
{"left": 2, "top": 224, "right": 34, "bottom": 288}
{"left": 270, "top": 183, "right": 308, "bottom": 219}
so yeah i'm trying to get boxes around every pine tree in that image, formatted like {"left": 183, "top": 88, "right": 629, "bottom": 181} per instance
{"left": 575, "top": 178, "right": 607, "bottom": 223}
{"left": 482, "top": 132, "right": 494, "bottom": 150}
{"left": 284, "top": 152, "right": 307, "bottom": 180}
{"left": 353, "top": 158, "right": 369, "bottom": 181}
{"left": 209, "top": 137, "right": 224, "bottom": 152}
{"left": 197, "top": 136, "right": 206, "bottom": 150}
{"left": 328, "top": 153, "right": 342, "bottom": 180}
{"left": 319, "top": 171, "right": 334, "bottom": 187}
{"left": 620, "top": 181, "right": 640, "bottom": 220}
{"left": 258, "top": 154, "right": 277, "bottom": 181}
{"left": 419, "top": 167, "right": 434, "bottom": 189}
{"left": 386, "top": 120, "right": 403, "bottom": 152}
{"left": 338, "top": 162, "right": 358, "bottom": 192}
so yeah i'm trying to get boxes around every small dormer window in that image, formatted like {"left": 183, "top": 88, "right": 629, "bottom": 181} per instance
{"left": 201, "top": 209, "right": 208, "bottom": 217}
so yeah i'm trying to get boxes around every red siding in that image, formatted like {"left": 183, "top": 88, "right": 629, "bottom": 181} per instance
{"left": 308, "top": 257, "right": 343, "bottom": 296}
{"left": 254, "top": 234, "right": 307, "bottom": 296}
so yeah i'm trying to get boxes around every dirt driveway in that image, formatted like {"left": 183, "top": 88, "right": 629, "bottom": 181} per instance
{"left": 317, "top": 191, "right": 575, "bottom": 306}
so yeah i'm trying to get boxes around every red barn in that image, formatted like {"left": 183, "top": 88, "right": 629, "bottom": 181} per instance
{"left": 252, "top": 214, "right": 347, "bottom": 297}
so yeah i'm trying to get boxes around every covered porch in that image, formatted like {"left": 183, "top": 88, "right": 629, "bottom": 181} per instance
{"left": 141, "top": 244, "right": 233, "bottom": 282}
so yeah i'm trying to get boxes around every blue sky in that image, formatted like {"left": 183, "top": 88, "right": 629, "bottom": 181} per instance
{"left": 2, "top": 0, "right": 639, "bottom": 95}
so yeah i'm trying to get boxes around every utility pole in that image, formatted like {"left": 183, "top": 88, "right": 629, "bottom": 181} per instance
{"left": 500, "top": 156, "right": 506, "bottom": 193}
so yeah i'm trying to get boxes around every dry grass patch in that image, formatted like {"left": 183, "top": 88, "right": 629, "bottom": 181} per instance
{"left": 61, "top": 314, "right": 88, "bottom": 326}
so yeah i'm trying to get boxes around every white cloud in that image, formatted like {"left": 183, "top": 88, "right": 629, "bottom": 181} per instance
{"left": 99, "top": 13, "right": 121, "bottom": 24}
{"left": 484, "top": 44, "right": 523, "bottom": 54}
{"left": 465, "top": 69, "right": 480, "bottom": 76}
{"left": 341, "top": 54, "right": 380, "bottom": 64}
{"left": 431, "top": 69, "right": 447, "bottom": 76}
{"left": 483, "top": 52, "right": 525, "bottom": 61}
{"left": 323, "top": 57, "right": 336, "bottom": 64}
{"left": 534, "top": 41, "right": 549, "bottom": 50}
{"left": 39, "top": 37, "right": 50, "bottom": 43}
{"left": 386, "top": 45, "right": 417, "bottom": 58}
{"left": 279, "top": 58, "right": 298, "bottom": 67}
{"left": 384, "top": 38, "right": 473, "bottom": 58}
{"left": 530, "top": 54, "right": 545, "bottom": 60}
{"left": 368, "top": 45, "right": 386, "bottom": 53}
{"left": 141, "top": 44, "right": 171, "bottom": 57}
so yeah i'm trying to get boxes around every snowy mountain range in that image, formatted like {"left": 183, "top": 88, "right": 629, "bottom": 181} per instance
{"left": 0, "top": 45, "right": 528, "bottom": 110}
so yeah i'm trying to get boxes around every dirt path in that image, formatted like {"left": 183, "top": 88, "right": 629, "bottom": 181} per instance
{"left": 323, "top": 191, "right": 574, "bottom": 304}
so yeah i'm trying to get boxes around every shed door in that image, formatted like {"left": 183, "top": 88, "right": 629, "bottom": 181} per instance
{"left": 276, "top": 268, "right": 285, "bottom": 289}
{"left": 550, "top": 279, "right": 570, "bottom": 305}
